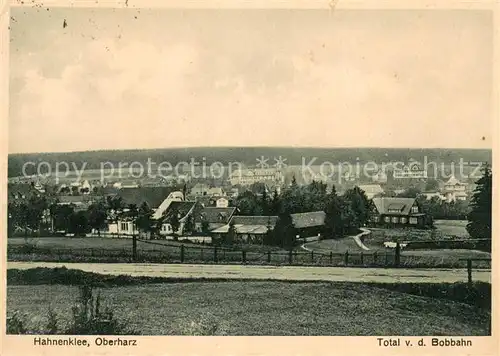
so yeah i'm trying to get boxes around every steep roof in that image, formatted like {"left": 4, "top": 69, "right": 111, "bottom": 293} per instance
{"left": 116, "top": 187, "right": 174, "bottom": 208}
{"left": 372, "top": 197, "right": 417, "bottom": 216}
{"left": 291, "top": 211, "right": 326, "bottom": 229}
{"left": 162, "top": 201, "right": 196, "bottom": 220}
{"left": 211, "top": 215, "right": 279, "bottom": 234}
{"left": 197, "top": 207, "right": 237, "bottom": 224}
{"left": 445, "top": 176, "right": 465, "bottom": 186}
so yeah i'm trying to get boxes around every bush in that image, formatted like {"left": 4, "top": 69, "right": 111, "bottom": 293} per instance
{"left": 6, "top": 284, "right": 134, "bottom": 335}
{"left": 66, "top": 284, "right": 129, "bottom": 335}
{"left": 6, "top": 311, "right": 27, "bottom": 334}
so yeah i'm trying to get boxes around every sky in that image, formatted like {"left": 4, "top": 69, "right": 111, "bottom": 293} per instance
{"left": 8, "top": 7, "right": 494, "bottom": 153}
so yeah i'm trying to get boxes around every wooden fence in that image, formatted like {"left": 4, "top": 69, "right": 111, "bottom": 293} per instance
{"left": 7, "top": 240, "right": 492, "bottom": 270}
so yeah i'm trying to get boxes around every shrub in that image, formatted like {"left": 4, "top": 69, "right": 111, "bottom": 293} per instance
{"left": 6, "top": 311, "right": 27, "bottom": 334}
{"left": 7, "top": 284, "right": 135, "bottom": 335}
{"left": 66, "top": 284, "right": 128, "bottom": 335}
{"left": 46, "top": 308, "right": 59, "bottom": 334}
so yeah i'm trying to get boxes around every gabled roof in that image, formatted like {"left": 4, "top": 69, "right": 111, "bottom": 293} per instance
{"left": 229, "top": 215, "right": 279, "bottom": 227}
{"left": 291, "top": 211, "right": 326, "bottom": 229}
{"left": 372, "top": 197, "right": 417, "bottom": 216}
{"left": 211, "top": 215, "right": 279, "bottom": 234}
{"left": 197, "top": 207, "right": 237, "bottom": 224}
{"left": 116, "top": 187, "right": 175, "bottom": 208}
{"left": 162, "top": 201, "right": 196, "bottom": 221}
{"left": 445, "top": 176, "right": 466, "bottom": 186}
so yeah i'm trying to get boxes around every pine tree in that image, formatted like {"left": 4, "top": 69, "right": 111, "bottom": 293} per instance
{"left": 467, "top": 164, "right": 492, "bottom": 239}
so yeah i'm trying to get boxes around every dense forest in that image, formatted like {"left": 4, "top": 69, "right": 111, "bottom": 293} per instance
{"left": 8, "top": 147, "right": 492, "bottom": 177}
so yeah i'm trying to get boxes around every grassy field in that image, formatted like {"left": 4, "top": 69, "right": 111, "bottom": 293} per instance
{"left": 8, "top": 235, "right": 491, "bottom": 268}
{"left": 7, "top": 280, "right": 491, "bottom": 336}
{"left": 434, "top": 220, "right": 469, "bottom": 238}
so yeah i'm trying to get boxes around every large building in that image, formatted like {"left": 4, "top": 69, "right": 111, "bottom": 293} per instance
{"left": 393, "top": 159, "right": 427, "bottom": 179}
{"left": 229, "top": 168, "right": 284, "bottom": 186}
{"left": 442, "top": 176, "right": 468, "bottom": 202}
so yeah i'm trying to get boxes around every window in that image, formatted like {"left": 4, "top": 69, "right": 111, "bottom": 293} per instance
{"left": 120, "top": 222, "right": 128, "bottom": 231}
{"left": 411, "top": 206, "right": 419, "bottom": 213}
{"left": 401, "top": 217, "right": 407, "bottom": 224}
{"left": 384, "top": 216, "right": 390, "bottom": 223}
{"left": 391, "top": 217, "right": 399, "bottom": 224}
{"left": 409, "top": 218, "right": 418, "bottom": 225}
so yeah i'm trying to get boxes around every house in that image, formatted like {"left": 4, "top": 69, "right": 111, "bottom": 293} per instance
{"left": 393, "top": 159, "right": 427, "bottom": 179}
{"left": 207, "top": 187, "right": 225, "bottom": 197}
{"left": 357, "top": 184, "right": 384, "bottom": 199}
{"left": 80, "top": 180, "right": 93, "bottom": 194}
{"left": 370, "top": 197, "right": 427, "bottom": 228}
{"left": 190, "top": 183, "right": 210, "bottom": 196}
{"left": 113, "top": 180, "right": 140, "bottom": 189}
{"left": 159, "top": 201, "right": 197, "bottom": 236}
{"left": 211, "top": 215, "right": 279, "bottom": 243}
{"left": 57, "top": 195, "right": 94, "bottom": 212}
{"left": 442, "top": 176, "right": 468, "bottom": 202}
{"left": 193, "top": 195, "right": 217, "bottom": 207}
{"left": 195, "top": 206, "right": 237, "bottom": 232}
{"left": 33, "top": 180, "right": 46, "bottom": 193}
{"left": 107, "top": 187, "right": 183, "bottom": 237}
{"left": 215, "top": 197, "right": 229, "bottom": 208}
{"left": 8, "top": 183, "right": 41, "bottom": 202}
{"left": 371, "top": 170, "right": 388, "bottom": 183}
{"left": 291, "top": 211, "right": 326, "bottom": 238}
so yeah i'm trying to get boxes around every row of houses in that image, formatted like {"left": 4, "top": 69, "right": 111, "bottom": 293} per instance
{"left": 9, "top": 180, "right": 432, "bottom": 241}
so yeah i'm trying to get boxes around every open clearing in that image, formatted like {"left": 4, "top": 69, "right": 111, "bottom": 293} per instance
{"left": 6, "top": 281, "right": 490, "bottom": 336}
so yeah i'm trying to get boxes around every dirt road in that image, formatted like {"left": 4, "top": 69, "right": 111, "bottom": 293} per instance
{"left": 7, "top": 262, "right": 491, "bottom": 283}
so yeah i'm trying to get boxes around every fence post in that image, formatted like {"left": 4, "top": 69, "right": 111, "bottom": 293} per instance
{"left": 467, "top": 259, "right": 472, "bottom": 284}
{"left": 242, "top": 250, "right": 246, "bottom": 264}
{"left": 180, "top": 244, "right": 185, "bottom": 263}
{"left": 288, "top": 250, "right": 293, "bottom": 265}
{"left": 373, "top": 251, "right": 378, "bottom": 265}
{"left": 360, "top": 251, "right": 364, "bottom": 265}
{"left": 311, "top": 250, "right": 314, "bottom": 263}
{"left": 214, "top": 246, "right": 218, "bottom": 263}
{"left": 395, "top": 242, "right": 401, "bottom": 267}
{"left": 132, "top": 235, "right": 137, "bottom": 262}
{"left": 385, "top": 251, "right": 389, "bottom": 266}
{"left": 344, "top": 251, "right": 349, "bottom": 266}
{"left": 223, "top": 248, "right": 226, "bottom": 261}
{"left": 200, "top": 248, "right": 204, "bottom": 261}
{"left": 329, "top": 251, "right": 333, "bottom": 265}
{"left": 267, "top": 250, "right": 271, "bottom": 263}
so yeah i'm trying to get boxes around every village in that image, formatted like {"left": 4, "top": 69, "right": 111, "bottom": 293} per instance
{"left": 7, "top": 158, "right": 487, "bottom": 248}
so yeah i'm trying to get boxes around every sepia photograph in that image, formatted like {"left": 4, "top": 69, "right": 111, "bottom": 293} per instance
{"left": 1, "top": 0, "right": 496, "bottom": 352}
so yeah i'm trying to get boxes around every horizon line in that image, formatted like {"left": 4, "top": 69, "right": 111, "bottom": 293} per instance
{"left": 7, "top": 145, "right": 493, "bottom": 156}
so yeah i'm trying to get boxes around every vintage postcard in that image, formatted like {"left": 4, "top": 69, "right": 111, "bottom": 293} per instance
{"left": 1, "top": 0, "right": 498, "bottom": 355}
